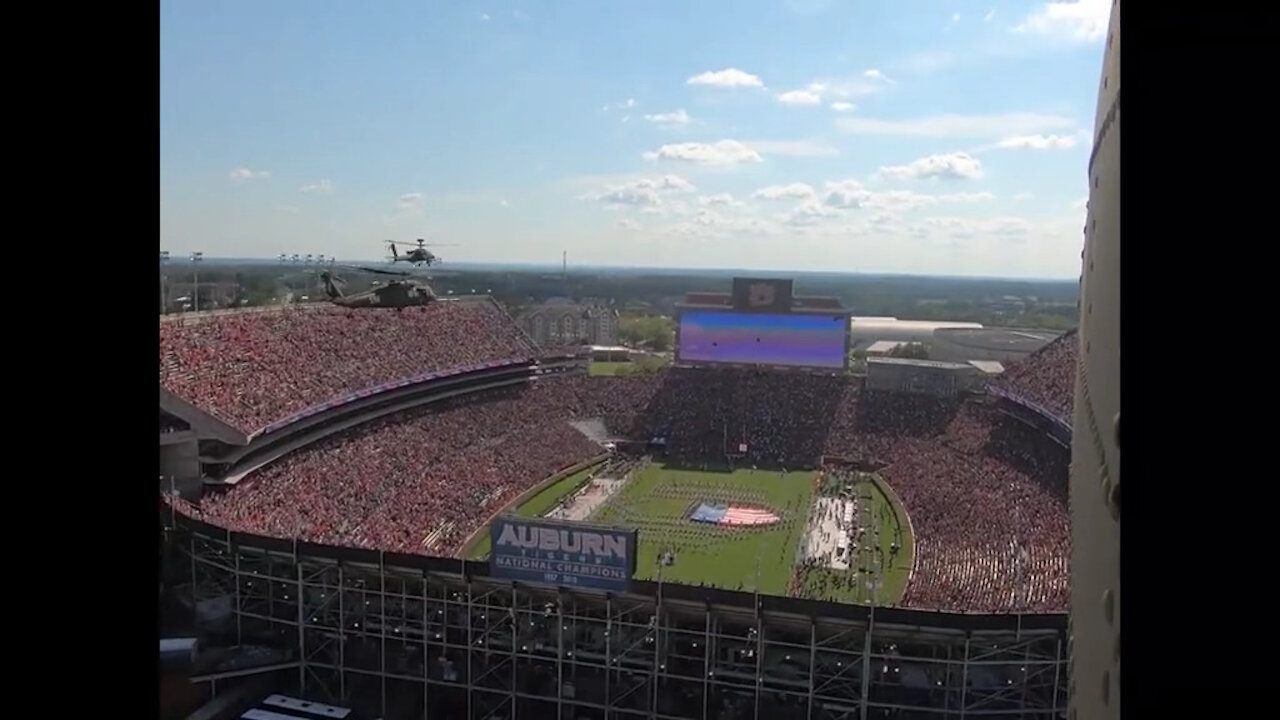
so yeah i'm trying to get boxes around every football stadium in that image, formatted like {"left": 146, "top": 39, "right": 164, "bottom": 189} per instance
{"left": 160, "top": 279, "right": 1075, "bottom": 720}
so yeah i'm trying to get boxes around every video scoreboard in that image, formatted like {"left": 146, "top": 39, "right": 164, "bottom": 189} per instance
{"left": 677, "top": 277, "right": 850, "bottom": 371}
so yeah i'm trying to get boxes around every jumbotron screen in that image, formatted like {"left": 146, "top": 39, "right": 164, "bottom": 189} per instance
{"left": 677, "top": 310, "right": 849, "bottom": 370}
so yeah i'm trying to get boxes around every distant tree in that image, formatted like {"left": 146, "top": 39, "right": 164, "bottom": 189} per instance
{"left": 618, "top": 315, "right": 675, "bottom": 352}
{"left": 887, "top": 342, "right": 930, "bottom": 360}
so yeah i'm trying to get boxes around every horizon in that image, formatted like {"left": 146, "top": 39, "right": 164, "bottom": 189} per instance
{"left": 159, "top": 255, "right": 1080, "bottom": 283}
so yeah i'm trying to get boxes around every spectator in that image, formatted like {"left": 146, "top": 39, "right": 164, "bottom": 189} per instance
{"left": 159, "top": 302, "right": 534, "bottom": 435}
{"left": 165, "top": 360, "right": 1072, "bottom": 613}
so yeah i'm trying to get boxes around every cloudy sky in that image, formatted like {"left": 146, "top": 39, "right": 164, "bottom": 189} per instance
{"left": 160, "top": 0, "right": 1109, "bottom": 279}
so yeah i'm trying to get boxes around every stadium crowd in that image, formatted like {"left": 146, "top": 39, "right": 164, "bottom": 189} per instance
{"left": 164, "top": 331, "right": 1076, "bottom": 613}
{"left": 191, "top": 385, "right": 603, "bottom": 555}
{"left": 992, "top": 330, "right": 1078, "bottom": 422}
{"left": 159, "top": 302, "right": 534, "bottom": 435}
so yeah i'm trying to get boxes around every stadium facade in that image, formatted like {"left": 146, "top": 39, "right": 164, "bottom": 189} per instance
{"left": 163, "top": 510, "right": 1067, "bottom": 720}
{"left": 160, "top": 279, "right": 1078, "bottom": 719}
{"left": 1067, "top": 2, "right": 1120, "bottom": 718}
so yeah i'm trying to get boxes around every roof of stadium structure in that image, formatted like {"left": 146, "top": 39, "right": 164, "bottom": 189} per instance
{"left": 849, "top": 318, "right": 984, "bottom": 333}
{"left": 867, "top": 357, "right": 976, "bottom": 371}
{"left": 866, "top": 340, "right": 910, "bottom": 354}
{"left": 968, "top": 360, "right": 1006, "bottom": 375}
{"left": 933, "top": 326, "right": 1062, "bottom": 353}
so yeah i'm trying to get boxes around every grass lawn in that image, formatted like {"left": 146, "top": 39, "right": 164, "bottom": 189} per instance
{"left": 588, "top": 361, "right": 633, "bottom": 376}
{"left": 797, "top": 472, "right": 913, "bottom": 606}
{"left": 592, "top": 462, "right": 816, "bottom": 595}
{"left": 464, "top": 463, "right": 601, "bottom": 560}
{"left": 588, "top": 355, "right": 670, "bottom": 377}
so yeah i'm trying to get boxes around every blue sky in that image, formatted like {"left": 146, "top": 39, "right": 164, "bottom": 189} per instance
{"left": 160, "top": 0, "right": 1110, "bottom": 278}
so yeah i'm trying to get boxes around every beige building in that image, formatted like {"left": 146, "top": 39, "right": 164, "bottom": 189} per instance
{"left": 516, "top": 303, "right": 618, "bottom": 347}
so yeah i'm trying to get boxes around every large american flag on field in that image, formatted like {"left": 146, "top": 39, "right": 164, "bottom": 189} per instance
{"left": 720, "top": 506, "right": 780, "bottom": 526}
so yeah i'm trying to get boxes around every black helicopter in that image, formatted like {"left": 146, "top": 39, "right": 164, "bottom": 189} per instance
{"left": 319, "top": 265, "right": 437, "bottom": 309}
{"left": 386, "top": 238, "right": 456, "bottom": 267}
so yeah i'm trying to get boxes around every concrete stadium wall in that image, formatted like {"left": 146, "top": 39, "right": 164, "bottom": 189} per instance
{"left": 160, "top": 439, "right": 202, "bottom": 493}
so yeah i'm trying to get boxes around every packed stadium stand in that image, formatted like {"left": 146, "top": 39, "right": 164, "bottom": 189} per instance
{"left": 168, "top": 365, "right": 1074, "bottom": 614}
{"left": 159, "top": 301, "right": 535, "bottom": 436}
{"left": 989, "top": 329, "right": 1078, "bottom": 423}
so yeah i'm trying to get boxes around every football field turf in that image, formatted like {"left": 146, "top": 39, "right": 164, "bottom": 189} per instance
{"left": 591, "top": 462, "right": 816, "bottom": 595}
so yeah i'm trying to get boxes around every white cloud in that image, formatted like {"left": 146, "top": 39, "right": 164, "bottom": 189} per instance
{"left": 585, "top": 175, "right": 696, "bottom": 207}
{"left": 781, "top": 201, "right": 839, "bottom": 226}
{"left": 920, "top": 216, "right": 1033, "bottom": 240}
{"left": 301, "top": 179, "right": 334, "bottom": 194}
{"left": 642, "top": 140, "right": 763, "bottom": 166}
{"left": 698, "top": 193, "right": 742, "bottom": 208}
{"left": 821, "top": 180, "right": 995, "bottom": 211}
{"left": 618, "top": 219, "right": 640, "bottom": 230}
{"left": 938, "top": 192, "right": 998, "bottom": 203}
{"left": 744, "top": 140, "right": 839, "bottom": 158}
{"left": 985, "top": 8, "right": 996, "bottom": 22}
{"left": 822, "top": 180, "right": 878, "bottom": 210}
{"left": 275, "top": 204, "right": 301, "bottom": 214}
{"left": 830, "top": 101, "right": 855, "bottom": 112}
{"left": 622, "top": 98, "right": 636, "bottom": 108}
{"left": 480, "top": 13, "right": 490, "bottom": 21}
{"left": 752, "top": 183, "right": 816, "bottom": 201}
{"left": 229, "top": 168, "right": 269, "bottom": 181}
{"left": 778, "top": 89, "right": 822, "bottom": 106}
{"left": 685, "top": 209, "right": 772, "bottom": 233}
{"left": 952, "top": 13, "right": 961, "bottom": 23}
{"left": 512, "top": 9, "right": 529, "bottom": 21}
{"left": 1014, "top": 0, "right": 1110, "bottom": 43}
{"left": 836, "top": 112, "right": 1075, "bottom": 138}
{"left": 644, "top": 109, "right": 691, "bottom": 125}
{"left": 879, "top": 152, "right": 984, "bottom": 181}
{"left": 398, "top": 192, "right": 424, "bottom": 209}
{"left": 1013, "top": 192, "right": 1033, "bottom": 200}
{"left": 810, "top": 71, "right": 892, "bottom": 100}
{"left": 995, "top": 134, "right": 1078, "bottom": 150}
{"left": 500, "top": 199, "right": 509, "bottom": 208}
{"left": 687, "top": 68, "right": 765, "bottom": 88}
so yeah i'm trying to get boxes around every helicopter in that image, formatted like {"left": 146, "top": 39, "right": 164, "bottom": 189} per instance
{"left": 319, "top": 265, "right": 438, "bottom": 309}
{"left": 386, "top": 238, "right": 456, "bottom": 267}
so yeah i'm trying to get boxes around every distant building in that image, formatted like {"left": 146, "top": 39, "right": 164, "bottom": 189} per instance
{"left": 517, "top": 303, "right": 618, "bottom": 347}
{"left": 930, "top": 327, "right": 1061, "bottom": 363}
{"left": 848, "top": 317, "right": 984, "bottom": 352}
{"left": 865, "top": 340, "right": 911, "bottom": 357}
{"left": 865, "top": 357, "right": 981, "bottom": 397}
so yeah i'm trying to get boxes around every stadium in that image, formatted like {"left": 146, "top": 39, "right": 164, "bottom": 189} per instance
{"left": 159, "top": 280, "right": 1076, "bottom": 720}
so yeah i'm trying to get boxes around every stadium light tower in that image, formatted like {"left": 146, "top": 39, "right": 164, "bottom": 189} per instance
{"left": 190, "top": 251, "right": 204, "bottom": 313}
{"left": 159, "top": 250, "right": 170, "bottom": 315}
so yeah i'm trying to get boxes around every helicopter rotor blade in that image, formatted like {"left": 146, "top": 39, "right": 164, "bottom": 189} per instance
{"left": 349, "top": 265, "right": 413, "bottom": 277}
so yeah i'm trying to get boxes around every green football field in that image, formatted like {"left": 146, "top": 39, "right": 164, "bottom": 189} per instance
{"left": 466, "top": 460, "right": 913, "bottom": 606}
{"left": 591, "top": 463, "right": 816, "bottom": 595}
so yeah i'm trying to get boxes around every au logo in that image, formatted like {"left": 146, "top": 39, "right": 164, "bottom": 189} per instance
{"left": 748, "top": 283, "right": 776, "bottom": 307}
